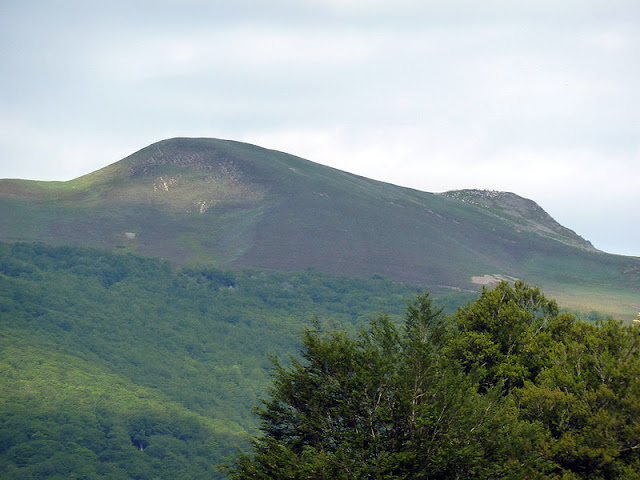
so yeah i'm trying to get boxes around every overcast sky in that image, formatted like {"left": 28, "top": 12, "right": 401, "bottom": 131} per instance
{"left": 1, "top": 0, "right": 638, "bottom": 256}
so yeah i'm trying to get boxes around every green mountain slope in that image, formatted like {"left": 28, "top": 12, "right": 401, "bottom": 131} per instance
{"left": 1, "top": 137, "right": 638, "bottom": 317}
{"left": 1, "top": 242, "right": 440, "bottom": 479}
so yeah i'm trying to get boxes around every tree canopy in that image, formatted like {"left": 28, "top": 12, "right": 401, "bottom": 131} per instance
{"left": 0, "top": 242, "right": 438, "bottom": 480}
{"left": 226, "top": 282, "right": 640, "bottom": 479}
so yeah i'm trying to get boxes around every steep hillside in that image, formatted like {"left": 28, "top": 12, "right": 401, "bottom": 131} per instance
{"left": 1, "top": 137, "right": 638, "bottom": 316}
{"left": 0, "top": 242, "right": 435, "bottom": 479}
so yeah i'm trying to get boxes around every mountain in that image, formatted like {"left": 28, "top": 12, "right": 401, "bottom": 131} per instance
{"left": 1, "top": 137, "right": 638, "bottom": 317}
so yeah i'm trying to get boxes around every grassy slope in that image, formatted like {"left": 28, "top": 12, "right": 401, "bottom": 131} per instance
{"left": 1, "top": 138, "right": 638, "bottom": 318}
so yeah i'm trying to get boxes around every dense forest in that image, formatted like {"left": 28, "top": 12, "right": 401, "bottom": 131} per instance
{"left": 228, "top": 283, "right": 640, "bottom": 479}
{"left": 0, "top": 242, "right": 447, "bottom": 479}
{"left": 1, "top": 242, "right": 638, "bottom": 479}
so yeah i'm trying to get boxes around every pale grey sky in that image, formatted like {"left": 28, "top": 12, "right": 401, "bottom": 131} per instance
{"left": 1, "top": 0, "right": 638, "bottom": 256}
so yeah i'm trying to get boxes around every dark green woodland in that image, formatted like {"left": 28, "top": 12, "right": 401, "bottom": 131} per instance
{"left": 1, "top": 243, "right": 638, "bottom": 479}
{"left": 0, "top": 242, "right": 430, "bottom": 479}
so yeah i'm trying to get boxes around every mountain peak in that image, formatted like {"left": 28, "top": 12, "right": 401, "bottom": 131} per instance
{"left": 75, "top": 138, "right": 248, "bottom": 183}
{"left": 441, "top": 189, "right": 597, "bottom": 252}
{"left": 67, "top": 138, "right": 267, "bottom": 214}
{"left": 124, "top": 138, "right": 243, "bottom": 177}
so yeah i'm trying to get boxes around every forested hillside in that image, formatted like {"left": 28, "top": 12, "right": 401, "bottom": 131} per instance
{"left": 228, "top": 284, "right": 640, "bottom": 480}
{"left": 0, "top": 242, "right": 443, "bottom": 479}
{"left": 2, "top": 243, "right": 638, "bottom": 479}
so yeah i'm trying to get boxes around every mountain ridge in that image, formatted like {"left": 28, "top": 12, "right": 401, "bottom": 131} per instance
{"left": 1, "top": 137, "right": 638, "bottom": 316}
{"left": 440, "top": 189, "right": 597, "bottom": 252}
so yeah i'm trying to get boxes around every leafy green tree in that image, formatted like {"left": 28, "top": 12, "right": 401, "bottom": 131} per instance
{"left": 448, "top": 281, "right": 640, "bottom": 479}
{"left": 517, "top": 316, "right": 640, "bottom": 479}
{"left": 448, "top": 280, "right": 558, "bottom": 392}
{"left": 226, "top": 293, "right": 546, "bottom": 479}
{"left": 226, "top": 283, "right": 640, "bottom": 479}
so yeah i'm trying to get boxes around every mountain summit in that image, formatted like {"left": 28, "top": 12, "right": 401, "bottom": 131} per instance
{"left": 1, "top": 138, "right": 638, "bottom": 315}
{"left": 441, "top": 189, "right": 596, "bottom": 251}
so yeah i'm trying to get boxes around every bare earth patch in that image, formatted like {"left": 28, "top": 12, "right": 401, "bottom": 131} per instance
{"left": 471, "top": 274, "right": 519, "bottom": 286}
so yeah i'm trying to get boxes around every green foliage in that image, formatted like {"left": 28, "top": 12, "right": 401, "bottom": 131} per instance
{"left": 2, "top": 242, "right": 637, "bottom": 479}
{"left": 227, "top": 283, "right": 640, "bottom": 479}
{"left": 0, "top": 337, "right": 237, "bottom": 480}
{"left": 517, "top": 315, "right": 640, "bottom": 478}
{"left": 227, "top": 293, "right": 546, "bottom": 479}
{"left": 449, "top": 281, "right": 559, "bottom": 391}
{"left": 0, "top": 242, "right": 435, "bottom": 479}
